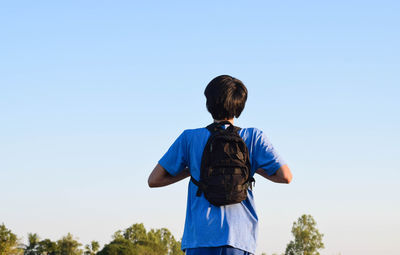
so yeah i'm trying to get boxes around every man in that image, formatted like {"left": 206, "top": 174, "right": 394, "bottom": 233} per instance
{"left": 148, "top": 75, "right": 292, "bottom": 255}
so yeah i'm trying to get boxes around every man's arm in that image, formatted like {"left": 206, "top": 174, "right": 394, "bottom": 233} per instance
{"left": 256, "top": 164, "right": 292, "bottom": 184}
{"left": 148, "top": 163, "right": 190, "bottom": 188}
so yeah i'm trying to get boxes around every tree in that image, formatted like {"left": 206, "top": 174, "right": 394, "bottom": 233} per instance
{"left": 56, "top": 233, "right": 83, "bottom": 255}
{"left": 24, "top": 233, "right": 40, "bottom": 255}
{"left": 98, "top": 223, "right": 184, "bottom": 255}
{"left": 285, "top": 214, "right": 324, "bottom": 255}
{"left": 84, "top": 241, "right": 100, "bottom": 255}
{"left": 37, "top": 239, "right": 58, "bottom": 255}
{"left": 33, "top": 235, "right": 90, "bottom": 255}
{"left": 97, "top": 239, "right": 137, "bottom": 255}
{"left": 123, "top": 224, "right": 148, "bottom": 245}
{"left": 0, "top": 223, "right": 23, "bottom": 255}
{"left": 146, "top": 228, "right": 182, "bottom": 255}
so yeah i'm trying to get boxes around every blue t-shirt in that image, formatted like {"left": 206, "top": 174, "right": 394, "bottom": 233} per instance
{"left": 159, "top": 127, "right": 285, "bottom": 254}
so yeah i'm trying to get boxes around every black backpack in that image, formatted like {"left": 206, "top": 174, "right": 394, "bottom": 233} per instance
{"left": 191, "top": 121, "right": 254, "bottom": 206}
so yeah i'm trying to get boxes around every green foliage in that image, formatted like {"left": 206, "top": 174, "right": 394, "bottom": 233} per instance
{"left": 24, "top": 233, "right": 40, "bottom": 255}
{"left": 98, "top": 223, "right": 184, "bottom": 255}
{"left": 84, "top": 241, "right": 100, "bottom": 255}
{"left": 37, "top": 238, "right": 58, "bottom": 255}
{"left": 1, "top": 222, "right": 183, "bottom": 255}
{"left": 0, "top": 223, "right": 23, "bottom": 255}
{"left": 285, "top": 214, "right": 324, "bottom": 255}
{"left": 35, "top": 234, "right": 83, "bottom": 255}
{"left": 56, "top": 233, "right": 83, "bottom": 255}
{"left": 123, "top": 224, "right": 148, "bottom": 245}
{"left": 97, "top": 239, "right": 137, "bottom": 255}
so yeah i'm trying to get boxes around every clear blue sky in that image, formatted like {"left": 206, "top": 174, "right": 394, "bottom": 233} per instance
{"left": 1, "top": 1, "right": 399, "bottom": 254}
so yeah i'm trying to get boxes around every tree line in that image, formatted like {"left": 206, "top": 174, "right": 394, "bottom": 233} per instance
{"left": 1, "top": 214, "right": 324, "bottom": 255}
{"left": 0, "top": 223, "right": 183, "bottom": 255}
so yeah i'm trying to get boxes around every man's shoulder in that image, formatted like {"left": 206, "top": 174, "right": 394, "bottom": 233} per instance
{"left": 238, "top": 126, "right": 264, "bottom": 138}
{"left": 239, "top": 126, "right": 261, "bottom": 133}
{"left": 181, "top": 127, "right": 208, "bottom": 135}
{"left": 178, "top": 127, "right": 209, "bottom": 141}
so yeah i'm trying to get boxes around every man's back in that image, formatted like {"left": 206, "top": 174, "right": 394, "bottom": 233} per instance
{"left": 158, "top": 126, "right": 285, "bottom": 254}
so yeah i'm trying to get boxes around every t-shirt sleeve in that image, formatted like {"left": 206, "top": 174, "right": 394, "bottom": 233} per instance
{"left": 253, "top": 129, "right": 286, "bottom": 176}
{"left": 158, "top": 131, "right": 188, "bottom": 176}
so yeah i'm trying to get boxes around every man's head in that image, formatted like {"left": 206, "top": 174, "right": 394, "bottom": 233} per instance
{"left": 204, "top": 75, "right": 248, "bottom": 120}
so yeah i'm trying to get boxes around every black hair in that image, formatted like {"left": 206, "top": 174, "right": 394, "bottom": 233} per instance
{"left": 204, "top": 75, "right": 248, "bottom": 120}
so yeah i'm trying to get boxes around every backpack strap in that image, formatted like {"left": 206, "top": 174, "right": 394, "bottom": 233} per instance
{"left": 190, "top": 176, "right": 207, "bottom": 196}
{"left": 206, "top": 121, "right": 240, "bottom": 133}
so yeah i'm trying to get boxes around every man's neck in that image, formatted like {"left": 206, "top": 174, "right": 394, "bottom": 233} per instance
{"left": 214, "top": 119, "right": 234, "bottom": 125}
